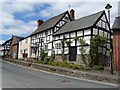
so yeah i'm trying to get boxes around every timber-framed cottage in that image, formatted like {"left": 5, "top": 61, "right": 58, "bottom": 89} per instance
{"left": 18, "top": 9, "right": 111, "bottom": 67}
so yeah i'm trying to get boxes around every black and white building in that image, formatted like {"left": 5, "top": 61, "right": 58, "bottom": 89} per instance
{"left": 30, "top": 10, "right": 73, "bottom": 57}
{"left": 30, "top": 9, "right": 111, "bottom": 66}
{"left": 2, "top": 39, "right": 12, "bottom": 57}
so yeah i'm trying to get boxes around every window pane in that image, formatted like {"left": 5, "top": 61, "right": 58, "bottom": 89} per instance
{"left": 99, "top": 30, "right": 103, "bottom": 36}
{"left": 77, "top": 31, "right": 83, "bottom": 36}
{"left": 83, "top": 36, "right": 90, "bottom": 45}
{"left": 84, "top": 29, "right": 91, "bottom": 35}
{"left": 93, "top": 28, "right": 98, "bottom": 35}
{"left": 104, "top": 31, "right": 107, "bottom": 38}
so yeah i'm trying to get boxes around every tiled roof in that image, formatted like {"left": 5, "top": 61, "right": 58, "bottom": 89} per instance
{"left": 54, "top": 10, "right": 104, "bottom": 35}
{"left": 112, "top": 17, "right": 120, "bottom": 30}
{"left": 31, "top": 11, "right": 68, "bottom": 35}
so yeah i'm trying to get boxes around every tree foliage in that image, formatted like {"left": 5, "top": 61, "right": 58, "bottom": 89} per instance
{"left": 40, "top": 48, "right": 47, "bottom": 61}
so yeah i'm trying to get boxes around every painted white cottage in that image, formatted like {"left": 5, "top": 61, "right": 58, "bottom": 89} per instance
{"left": 18, "top": 37, "right": 31, "bottom": 59}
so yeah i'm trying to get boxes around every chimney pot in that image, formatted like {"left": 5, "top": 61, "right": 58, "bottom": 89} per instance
{"left": 37, "top": 20, "right": 43, "bottom": 28}
{"left": 70, "top": 9, "right": 75, "bottom": 20}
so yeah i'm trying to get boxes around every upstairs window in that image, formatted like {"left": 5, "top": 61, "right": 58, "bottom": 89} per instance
{"left": 55, "top": 43, "right": 61, "bottom": 49}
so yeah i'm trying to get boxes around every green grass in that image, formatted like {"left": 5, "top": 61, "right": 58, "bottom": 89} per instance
{"left": 36, "top": 60, "right": 85, "bottom": 70}
{"left": 36, "top": 60, "right": 104, "bottom": 71}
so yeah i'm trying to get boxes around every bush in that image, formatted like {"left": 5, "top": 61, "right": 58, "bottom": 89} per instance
{"left": 36, "top": 60, "right": 88, "bottom": 71}
{"left": 93, "top": 65, "right": 104, "bottom": 70}
{"left": 40, "top": 48, "right": 47, "bottom": 61}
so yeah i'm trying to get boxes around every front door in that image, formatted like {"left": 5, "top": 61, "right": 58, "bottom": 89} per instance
{"left": 69, "top": 46, "right": 77, "bottom": 61}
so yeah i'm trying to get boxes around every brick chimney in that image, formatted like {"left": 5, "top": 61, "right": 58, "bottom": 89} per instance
{"left": 37, "top": 20, "right": 43, "bottom": 28}
{"left": 70, "top": 9, "right": 75, "bottom": 20}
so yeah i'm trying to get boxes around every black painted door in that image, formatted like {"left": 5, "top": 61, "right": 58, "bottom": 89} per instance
{"left": 69, "top": 46, "right": 77, "bottom": 61}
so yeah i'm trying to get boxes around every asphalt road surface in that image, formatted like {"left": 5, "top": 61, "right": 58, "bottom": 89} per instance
{"left": 2, "top": 58, "right": 119, "bottom": 88}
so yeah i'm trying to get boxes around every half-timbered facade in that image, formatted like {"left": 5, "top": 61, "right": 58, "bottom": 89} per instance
{"left": 2, "top": 35, "right": 24, "bottom": 59}
{"left": 53, "top": 10, "right": 111, "bottom": 67}
{"left": 2, "top": 39, "right": 12, "bottom": 58}
{"left": 0, "top": 44, "right": 3, "bottom": 56}
{"left": 30, "top": 10, "right": 73, "bottom": 58}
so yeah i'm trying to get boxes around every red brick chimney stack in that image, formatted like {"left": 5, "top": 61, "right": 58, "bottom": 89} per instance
{"left": 70, "top": 9, "right": 75, "bottom": 20}
{"left": 37, "top": 20, "right": 43, "bottom": 28}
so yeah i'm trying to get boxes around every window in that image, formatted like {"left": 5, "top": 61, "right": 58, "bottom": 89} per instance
{"left": 31, "top": 47, "right": 35, "bottom": 55}
{"left": 93, "top": 28, "right": 98, "bottom": 35}
{"left": 99, "top": 30, "right": 103, "bottom": 36}
{"left": 55, "top": 43, "right": 61, "bottom": 49}
{"left": 84, "top": 29, "right": 91, "bottom": 35}
{"left": 83, "top": 36, "right": 90, "bottom": 45}
{"left": 47, "top": 36, "right": 50, "bottom": 41}
{"left": 77, "top": 31, "right": 83, "bottom": 36}
{"left": 104, "top": 31, "right": 107, "bottom": 38}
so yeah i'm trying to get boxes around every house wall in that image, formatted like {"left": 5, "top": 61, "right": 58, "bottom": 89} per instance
{"left": 11, "top": 45, "right": 18, "bottom": 59}
{"left": 18, "top": 37, "right": 31, "bottom": 59}
{"left": 53, "top": 28, "right": 91, "bottom": 63}
{"left": 31, "top": 12, "right": 71, "bottom": 58}
{"left": 113, "top": 30, "right": 120, "bottom": 71}
{"left": 0, "top": 45, "right": 3, "bottom": 56}
{"left": 2, "top": 39, "right": 11, "bottom": 57}
{"left": 53, "top": 13, "right": 111, "bottom": 66}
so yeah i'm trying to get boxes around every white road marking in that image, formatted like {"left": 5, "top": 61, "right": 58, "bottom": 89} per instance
{"left": 2, "top": 60, "right": 119, "bottom": 87}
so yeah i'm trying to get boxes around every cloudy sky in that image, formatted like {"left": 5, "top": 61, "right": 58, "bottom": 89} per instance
{"left": 0, "top": 0, "right": 119, "bottom": 44}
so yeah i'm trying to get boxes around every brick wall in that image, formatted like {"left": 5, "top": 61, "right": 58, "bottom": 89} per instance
{"left": 113, "top": 30, "right": 120, "bottom": 71}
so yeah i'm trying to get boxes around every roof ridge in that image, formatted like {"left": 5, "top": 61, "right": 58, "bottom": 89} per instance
{"left": 75, "top": 10, "right": 104, "bottom": 21}
{"left": 31, "top": 10, "right": 68, "bottom": 35}
{"left": 45, "top": 10, "right": 68, "bottom": 22}
{"left": 54, "top": 10, "right": 105, "bottom": 35}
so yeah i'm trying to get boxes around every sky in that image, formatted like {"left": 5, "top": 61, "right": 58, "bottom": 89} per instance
{"left": 0, "top": 0, "right": 120, "bottom": 44}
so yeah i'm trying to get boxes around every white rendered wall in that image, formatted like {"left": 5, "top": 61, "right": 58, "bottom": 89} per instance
{"left": 18, "top": 37, "right": 31, "bottom": 59}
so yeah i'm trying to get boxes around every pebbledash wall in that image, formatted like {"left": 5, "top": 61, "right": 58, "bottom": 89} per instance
{"left": 18, "top": 37, "right": 31, "bottom": 59}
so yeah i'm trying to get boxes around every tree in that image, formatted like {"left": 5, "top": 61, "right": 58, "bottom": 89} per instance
{"left": 40, "top": 48, "right": 47, "bottom": 61}
{"left": 61, "top": 39, "right": 73, "bottom": 61}
{"left": 74, "top": 35, "right": 107, "bottom": 68}
{"left": 90, "top": 35, "right": 107, "bottom": 66}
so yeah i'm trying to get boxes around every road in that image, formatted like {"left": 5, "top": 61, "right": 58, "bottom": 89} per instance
{"left": 2, "top": 58, "right": 118, "bottom": 88}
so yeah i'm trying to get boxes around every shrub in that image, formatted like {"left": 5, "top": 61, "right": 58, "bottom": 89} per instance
{"left": 40, "top": 48, "right": 47, "bottom": 61}
{"left": 93, "top": 65, "right": 104, "bottom": 70}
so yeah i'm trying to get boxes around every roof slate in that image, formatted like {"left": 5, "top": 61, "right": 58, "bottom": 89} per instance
{"left": 112, "top": 17, "right": 120, "bottom": 30}
{"left": 31, "top": 11, "right": 68, "bottom": 35}
{"left": 54, "top": 10, "right": 104, "bottom": 35}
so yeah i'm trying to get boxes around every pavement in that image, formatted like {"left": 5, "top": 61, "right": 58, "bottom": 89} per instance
{"left": 1, "top": 58, "right": 119, "bottom": 88}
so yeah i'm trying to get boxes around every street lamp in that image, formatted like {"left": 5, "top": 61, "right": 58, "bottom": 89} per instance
{"left": 105, "top": 4, "right": 112, "bottom": 24}
{"left": 105, "top": 3, "right": 113, "bottom": 74}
